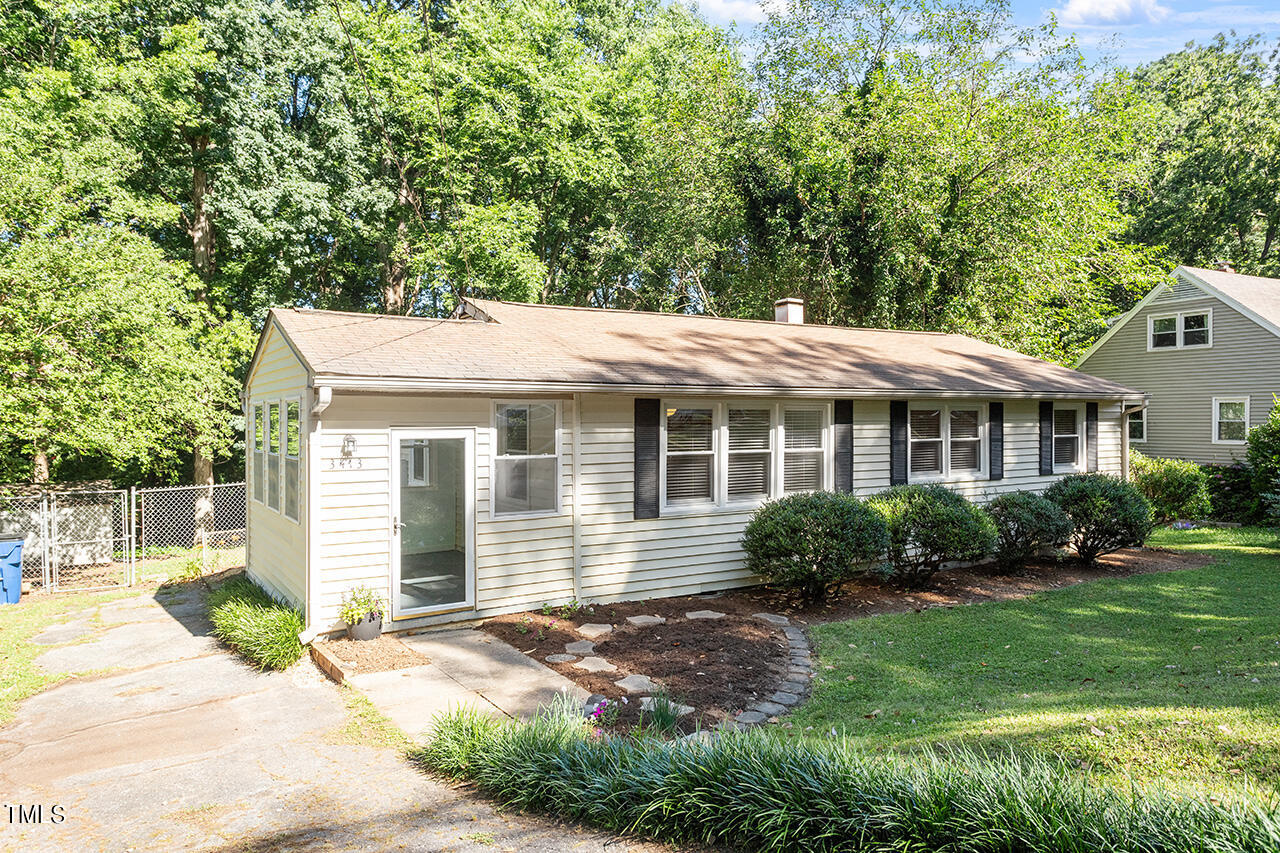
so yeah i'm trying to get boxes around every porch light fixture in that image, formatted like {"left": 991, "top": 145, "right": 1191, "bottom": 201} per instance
{"left": 341, "top": 434, "right": 357, "bottom": 457}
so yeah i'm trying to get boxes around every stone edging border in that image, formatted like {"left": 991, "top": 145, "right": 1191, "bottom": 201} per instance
{"left": 717, "top": 613, "right": 812, "bottom": 730}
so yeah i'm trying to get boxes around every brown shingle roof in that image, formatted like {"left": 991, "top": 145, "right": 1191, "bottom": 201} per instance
{"left": 1179, "top": 266, "right": 1280, "bottom": 334}
{"left": 268, "top": 299, "right": 1140, "bottom": 398}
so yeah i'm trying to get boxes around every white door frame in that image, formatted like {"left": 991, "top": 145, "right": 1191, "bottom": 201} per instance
{"left": 389, "top": 428, "right": 476, "bottom": 620}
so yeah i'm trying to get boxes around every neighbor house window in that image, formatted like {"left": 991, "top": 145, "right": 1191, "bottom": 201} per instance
{"left": 494, "top": 402, "right": 559, "bottom": 515}
{"left": 252, "top": 404, "right": 265, "bottom": 503}
{"left": 664, "top": 406, "right": 715, "bottom": 505}
{"left": 266, "top": 402, "right": 281, "bottom": 510}
{"left": 782, "top": 409, "right": 824, "bottom": 492}
{"left": 660, "top": 401, "right": 831, "bottom": 510}
{"left": 908, "top": 405, "right": 984, "bottom": 478}
{"left": 727, "top": 407, "right": 772, "bottom": 500}
{"left": 1150, "top": 311, "right": 1211, "bottom": 350}
{"left": 1053, "top": 407, "right": 1081, "bottom": 470}
{"left": 1213, "top": 397, "right": 1249, "bottom": 444}
{"left": 284, "top": 400, "right": 301, "bottom": 522}
{"left": 1129, "top": 409, "right": 1146, "bottom": 442}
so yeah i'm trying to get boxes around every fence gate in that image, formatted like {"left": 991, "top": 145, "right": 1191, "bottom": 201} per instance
{"left": 0, "top": 489, "right": 133, "bottom": 592}
{"left": 136, "top": 483, "right": 247, "bottom": 578}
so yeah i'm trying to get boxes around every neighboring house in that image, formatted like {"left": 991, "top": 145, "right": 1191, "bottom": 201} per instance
{"left": 1076, "top": 265, "right": 1280, "bottom": 466}
{"left": 243, "top": 298, "right": 1142, "bottom": 633}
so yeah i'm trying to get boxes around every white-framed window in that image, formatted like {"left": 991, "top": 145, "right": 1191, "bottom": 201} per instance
{"left": 908, "top": 404, "right": 984, "bottom": 480}
{"left": 1128, "top": 408, "right": 1146, "bottom": 443}
{"left": 1213, "top": 397, "right": 1249, "bottom": 444}
{"left": 1149, "top": 310, "right": 1212, "bottom": 350}
{"left": 402, "top": 441, "right": 434, "bottom": 488}
{"left": 1053, "top": 405, "right": 1083, "bottom": 471}
{"left": 284, "top": 399, "right": 301, "bottom": 522}
{"left": 251, "top": 403, "right": 265, "bottom": 503}
{"left": 266, "top": 401, "right": 281, "bottom": 511}
{"left": 660, "top": 400, "right": 830, "bottom": 511}
{"left": 493, "top": 401, "right": 560, "bottom": 517}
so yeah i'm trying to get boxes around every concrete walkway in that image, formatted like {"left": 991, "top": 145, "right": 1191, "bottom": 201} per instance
{"left": 0, "top": 584, "right": 670, "bottom": 853}
{"left": 345, "top": 629, "right": 589, "bottom": 739}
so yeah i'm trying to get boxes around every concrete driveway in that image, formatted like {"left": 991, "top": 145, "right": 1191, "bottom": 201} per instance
{"left": 0, "top": 584, "right": 671, "bottom": 852}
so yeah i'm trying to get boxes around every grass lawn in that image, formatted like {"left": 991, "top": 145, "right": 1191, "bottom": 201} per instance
{"left": 0, "top": 587, "right": 136, "bottom": 724}
{"left": 790, "top": 526, "right": 1280, "bottom": 798}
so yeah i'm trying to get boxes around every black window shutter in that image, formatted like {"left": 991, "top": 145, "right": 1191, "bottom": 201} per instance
{"left": 1086, "top": 402, "right": 1099, "bottom": 472}
{"left": 988, "top": 402, "right": 1004, "bottom": 481}
{"left": 834, "top": 400, "right": 853, "bottom": 492}
{"left": 1039, "top": 401, "right": 1054, "bottom": 476}
{"left": 633, "top": 398, "right": 660, "bottom": 519}
{"left": 889, "top": 400, "right": 908, "bottom": 486}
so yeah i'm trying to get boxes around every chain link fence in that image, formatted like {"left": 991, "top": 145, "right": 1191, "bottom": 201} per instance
{"left": 0, "top": 482, "right": 246, "bottom": 593}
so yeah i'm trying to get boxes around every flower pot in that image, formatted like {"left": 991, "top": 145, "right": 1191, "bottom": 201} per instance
{"left": 347, "top": 613, "right": 383, "bottom": 641}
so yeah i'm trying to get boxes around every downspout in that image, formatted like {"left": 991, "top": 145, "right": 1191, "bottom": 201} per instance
{"left": 1121, "top": 401, "right": 1146, "bottom": 482}
{"left": 299, "top": 383, "right": 331, "bottom": 644}
{"left": 571, "top": 392, "right": 583, "bottom": 601}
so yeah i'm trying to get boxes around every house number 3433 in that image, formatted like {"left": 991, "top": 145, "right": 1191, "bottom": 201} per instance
{"left": 327, "top": 457, "right": 362, "bottom": 469}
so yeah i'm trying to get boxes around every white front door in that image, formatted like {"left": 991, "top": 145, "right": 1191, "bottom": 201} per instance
{"left": 389, "top": 428, "right": 475, "bottom": 619}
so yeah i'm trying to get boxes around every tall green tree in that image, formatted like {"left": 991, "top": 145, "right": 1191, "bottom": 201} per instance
{"left": 1128, "top": 35, "right": 1280, "bottom": 277}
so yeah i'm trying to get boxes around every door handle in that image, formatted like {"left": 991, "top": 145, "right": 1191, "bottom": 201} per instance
{"left": 392, "top": 517, "right": 406, "bottom": 534}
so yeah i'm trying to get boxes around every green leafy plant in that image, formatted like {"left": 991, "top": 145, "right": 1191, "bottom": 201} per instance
{"left": 986, "top": 491, "right": 1072, "bottom": 571}
{"left": 1045, "top": 474, "right": 1153, "bottom": 565}
{"left": 868, "top": 485, "right": 996, "bottom": 589}
{"left": 1203, "top": 462, "right": 1260, "bottom": 523}
{"left": 339, "top": 585, "right": 386, "bottom": 626}
{"left": 1129, "top": 450, "right": 1211, "bottom": 521}
{"left": 1247, "top": 400, "right": 1280, "bottom": 514}
{"left": 741, "top": 492, "right": 888, "bottom": 605}
{"left": 515, "top": 615, "right": 534, "bottom": 635}
{"left": 638, "top": 688, "right": 681, "bottom": 736}
{"left": 415, "top": 708, "right": 1280, "bottom": 853}
{"left": 207, "top": 576, "right": 305, "bottom": 670}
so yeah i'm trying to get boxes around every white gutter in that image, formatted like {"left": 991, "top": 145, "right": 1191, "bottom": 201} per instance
{"left": 313, "top": 375, "right": 1138, "bottom": 401}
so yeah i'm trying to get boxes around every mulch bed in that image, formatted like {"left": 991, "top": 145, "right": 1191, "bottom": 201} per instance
{"left": 322, "top": 635, "right": 430, "bottom": 674}
{"left": 481, "top": 547, "right": 1213, "bottom": 732}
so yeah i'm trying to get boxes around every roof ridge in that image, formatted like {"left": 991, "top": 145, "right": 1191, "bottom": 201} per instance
{"left": 276, "top": 306, "right": 483, "bottom": 324}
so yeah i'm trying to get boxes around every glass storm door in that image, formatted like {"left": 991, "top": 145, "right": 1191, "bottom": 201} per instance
{"left": 390, "top": 429, "right": 475, "bottom": 618}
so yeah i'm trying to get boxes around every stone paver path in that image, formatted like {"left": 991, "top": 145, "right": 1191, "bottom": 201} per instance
{"left": 685, "top": 610, "right": 724, "bottom": 620}
{"left": 625, "top": 615, "right": 666, "bottom": 627}
{"left": 577, "top": 623, "right": 613, "bottom": 639}
{"left": 573, "top": 656, "right": 616, "bottom": 673}
{"left": 0, "top": 585, "right": 660, "bottom": 853}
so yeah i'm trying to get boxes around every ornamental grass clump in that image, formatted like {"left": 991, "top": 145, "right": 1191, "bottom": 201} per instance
{"left": 868, "top": 484, "right": 996, "bottom": 588}
{"left": 415, "top": 708, "right": 1280, "bottom": 853}
{"left": 1045, "top": 474, "right": 1153, "bottom": 565}
{"left": 207, "top": 576, "right": 305, "bottom": 670}
{"left": 741, "top": 491, "right": 888, "bottom": 604}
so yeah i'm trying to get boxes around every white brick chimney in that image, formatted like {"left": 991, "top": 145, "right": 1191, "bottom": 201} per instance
{"left": 774, "top": 298, "right": 804, "bottom": 324}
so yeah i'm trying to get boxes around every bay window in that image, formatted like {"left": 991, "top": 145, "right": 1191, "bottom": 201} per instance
{"left": 494, "top": 402, "right": 560, "bottom": 516}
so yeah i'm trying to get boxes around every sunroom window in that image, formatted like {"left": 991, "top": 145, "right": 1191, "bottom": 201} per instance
{"left": 494, "top": 402, "right": 559, "bottom": 515}
{"left": 284, "top": 400, "right": 301, "bottom": 521}
{"left": 251, "top": 404, "right": 265, "bottom": 503}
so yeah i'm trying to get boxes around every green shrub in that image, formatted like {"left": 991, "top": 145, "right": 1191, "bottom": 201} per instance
{"left": 867, "top": 485, "right": 995, "bottom": 588}
{"left": 207, "top": 576, "right": 305, "bottom": 670}
{"left": 1203, "top": 463, "right": 1262, "bottom": 523}
{"left": 1044, "top": 474, "right": 1153, "bottom": 565}
{"left": 415, "top": 708, "right": 1280, "bottom": 853}
{"left": 986, "top": 491, "right": 1072, "bottom": 571}
{"left": 742, "top": 492, "right": 888, "bottom": 605}
{"left": 1247, "top": 400, "right": 1280, "bottom": 514}
{"left": 1129, "top": 449, "right": 1212, "bottom": 522}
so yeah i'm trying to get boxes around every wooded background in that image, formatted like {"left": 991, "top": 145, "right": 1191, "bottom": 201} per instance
{"left": 2, "top": 0, "right": 1276, "bottom": 487}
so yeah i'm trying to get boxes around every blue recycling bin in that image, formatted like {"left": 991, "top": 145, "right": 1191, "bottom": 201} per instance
{"left": 0, "top": 538, "right": 23, "bottom": 604}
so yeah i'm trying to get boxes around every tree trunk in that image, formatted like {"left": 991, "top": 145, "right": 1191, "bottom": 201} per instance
{"left": 381, "top": 167, "right": 414, "bottom": 314}
{"left": 189, "top": 133, "right": 216, "bottom": 543}
{"left": 193, "top": 447, "right": 215, "bottom": 553}
{"left": 32, "top": 443, "right": 50, "bottom": 485}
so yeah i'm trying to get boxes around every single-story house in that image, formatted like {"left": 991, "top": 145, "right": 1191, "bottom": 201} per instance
{"left": 243, "top": 298, "right": 1143, "bottom": 633}
{"left": 1076, "top": 265, "right": 1280, "bottom": 465}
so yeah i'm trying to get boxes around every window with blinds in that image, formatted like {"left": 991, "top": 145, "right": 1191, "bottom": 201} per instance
{"left": 494, "top": 402, "right": 559, "bottom": 515}
{"left": 949, "top": 409, "right": 980, "bottom": 471}
{"left": 728, "top": 408, "right": 772, "bottom": 500}
{"left": 1053, "top": 408, "right": 1079, "bottom": 467}
{"left": 783, "top": 409, "right": 823, "bottom": 492}
{"left": 665, "top": 407, "right": 714, "bottom": 504}
{"left": 909, "top": 409, "right": 943, "bottom": 475}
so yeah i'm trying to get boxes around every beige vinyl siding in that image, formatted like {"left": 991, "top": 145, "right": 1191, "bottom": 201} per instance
{"left": 311, "top": 393, "right": 575, "bottom": 631}
{"left": 1078, "top": 284, "right": 1280, "bottom": 465}
{"left": 244, "top": 322, "right": 308, "bottom": 608}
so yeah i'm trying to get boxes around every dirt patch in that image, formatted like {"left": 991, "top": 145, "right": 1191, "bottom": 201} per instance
{"left": 321, "top": 636, "right": 429, "bottom": 674}
{"left": 481, "top": 547, "right": 1211, "bottom": 731}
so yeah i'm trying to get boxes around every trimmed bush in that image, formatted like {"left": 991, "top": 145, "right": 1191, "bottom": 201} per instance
{"left": 1203, "top": 463, "right": 1261, "bottom": 523}
{"left": 742, "top": 492, "right": 888, "bottom": 605}
{"left": 1247, "top": 400, "right": 1280, "bottom": 515}
{"left": 1129, "top": 449, "right": 1211, "bottom": 522}
{"left": 867, "top": 485, "right": 995, "bottom": 588}
{"left": 987, "top": 490, "right": 1072, "bottom": 571}
{"left": 415, "top": 708, "right": 1280, "bottom": 853}
{"left": 208, "top": 576, "right": 305, "bottom": 670}
{"left": 1044, "top": 474, "right": 1153, "bottom": 565}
